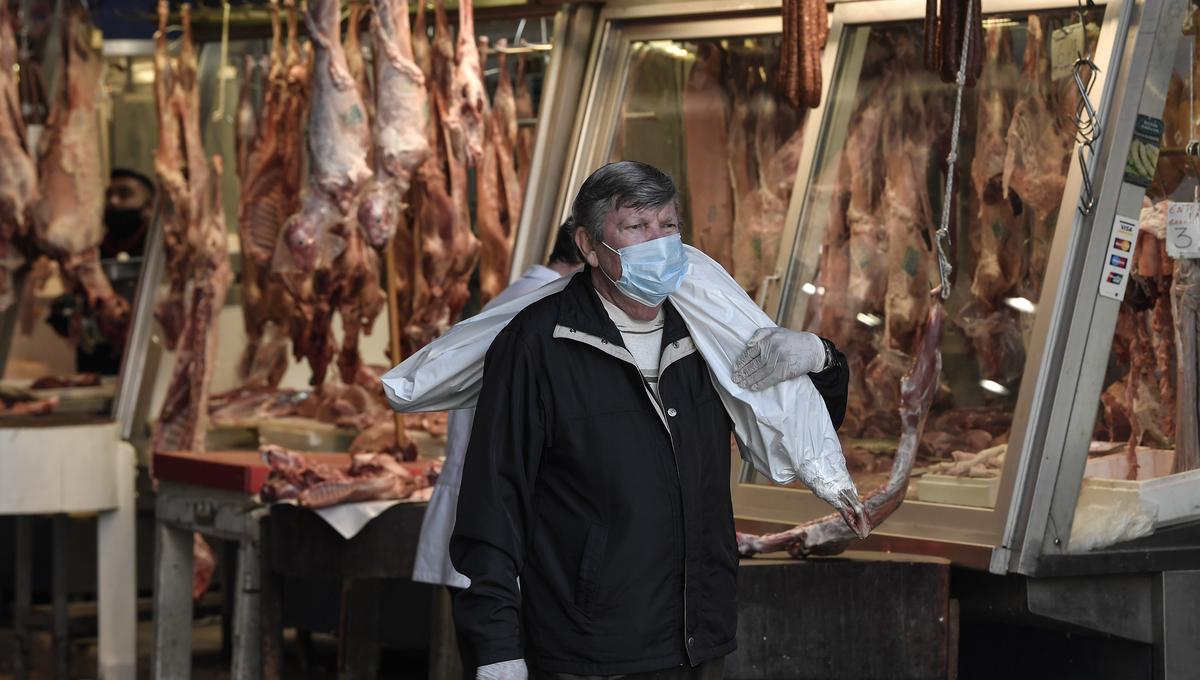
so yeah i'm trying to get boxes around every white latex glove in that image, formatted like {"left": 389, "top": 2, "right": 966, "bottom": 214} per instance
{"left": 732, "top": 328, "right": 827, "bottom": 392}
{"left": 477, "top": 659, "right": 528, "bottom": 680}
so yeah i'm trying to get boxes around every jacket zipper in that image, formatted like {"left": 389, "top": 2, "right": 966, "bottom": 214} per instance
{"left": 641, "top": 373, "right": 690, "bottom": 661}
{"left": 555, "top": 325, "right": 693, "bottom": 659}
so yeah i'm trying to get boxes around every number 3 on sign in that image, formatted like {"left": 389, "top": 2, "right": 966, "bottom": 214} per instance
{"left": 1166, "top": 202, "right": 1200, "bottom": 259}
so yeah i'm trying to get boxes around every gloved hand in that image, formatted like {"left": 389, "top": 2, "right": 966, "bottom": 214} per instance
{"left": 732, "top": 328, "right": 828, "bottom": 392}
{"left": 477, "top": 659, "right": 528, "bottom": 680}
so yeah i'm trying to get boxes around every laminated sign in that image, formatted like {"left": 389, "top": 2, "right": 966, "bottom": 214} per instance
{"left": 1166, "top": 202, "right": 1200, "bottom": 259}
{"left": 1123, "top": 115, "right": 1163, "bottom": 188}
{"left": 1099, "top": 214, "right": 1139, "bottom": 301}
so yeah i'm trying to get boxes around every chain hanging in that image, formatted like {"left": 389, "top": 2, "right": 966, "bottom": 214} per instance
{"left": 934, "top": 0, "right": 975, "bottom": 301}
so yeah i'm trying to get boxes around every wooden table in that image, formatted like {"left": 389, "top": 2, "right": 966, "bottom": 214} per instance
{"left": 1, "top": 420, "right": 136, "bottom": 680}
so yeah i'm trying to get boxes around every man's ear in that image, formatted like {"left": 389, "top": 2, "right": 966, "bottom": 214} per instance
{"left": 574, "top": 226, "right": 600, "bottom": 268}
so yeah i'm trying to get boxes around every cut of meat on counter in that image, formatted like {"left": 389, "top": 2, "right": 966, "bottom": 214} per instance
{"left": 259, "top": 445, "right": 439, "bottom": 509}
{"left": 29, "top": 7, "right": 129, "bottom": 351}
{"left": 0, "top": 385, "right": 58, "bottom": 417}
{"left": 150, "top": 1, "right": 232, "bottom": 457}
{"left": 477, "top": 40, "right": 524, "bottom": 304}
{"left": 0, "top": 0, "right": 38, "bottom": 313}
{"left": 30, "top": 373, "right": 102, "bottom": 389}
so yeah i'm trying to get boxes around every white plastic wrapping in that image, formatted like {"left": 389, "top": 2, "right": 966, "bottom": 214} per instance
{"left": 380, "top": 246, "right": 856, "bottom": 506}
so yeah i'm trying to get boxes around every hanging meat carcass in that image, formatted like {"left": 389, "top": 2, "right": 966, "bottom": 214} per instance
{"left": 1003, "top": 15, "right": 1075, "bottom": 293}
{"left": 402, "top": 0, "right": 480, "bottom": 352}
{"left": 477, "top": 41, "right": 524, "bottom": 304}
{"left": 356, "top": 0, "right": 431, "bottom": 250}
{"left": 151, "top": 0, "right": 232, "bottom": 454}
{"left": 30, "top": 7, "right": 128, "bottom": 348}
{"left": 738, "top": 291, "right": 945, "bottom": 557}
{"left": 0, "top": 0, "right": 38, "bottom": 312}
{"left": 236, "top": 0, "right": 300, "bottom": 389}
{"left": 683, "top": 44, "right": 735, "bottom": 272}
{"left": 1174, "top": 259, "right": 1200, "bottom": 473}
{"left": 279, "top": 0, "right": 372, "bottom": 272}
{"left": 446, "top": 0, "right": 487, "bottom": 165}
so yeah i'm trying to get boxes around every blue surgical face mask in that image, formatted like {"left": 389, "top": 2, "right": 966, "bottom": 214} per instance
{"left": 598, "top": 233, "right": 690, "bottom": 307}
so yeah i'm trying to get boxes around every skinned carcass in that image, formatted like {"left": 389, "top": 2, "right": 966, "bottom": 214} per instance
{"left": 151, "top": 1, "right": 232, "bottom": 454}
{"left": 477, "top": 42, "right": 524, "bottom": 304}
{"left": 445, "top": 0, "right": 487, "bottom": 165}
{"left": 0, "top": 0, "right": 38, "bottom": 312}
{"left": 356, "top": 0, "right": 431, "bottom": 250}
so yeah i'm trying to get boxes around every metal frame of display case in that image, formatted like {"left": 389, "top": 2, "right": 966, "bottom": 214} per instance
{"left": 543, "top": 0, "right": 1200, "bottom": 578}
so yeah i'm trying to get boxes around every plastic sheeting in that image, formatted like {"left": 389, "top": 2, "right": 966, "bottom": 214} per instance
{"left": 380, "top": 245, "right": 856, "bottom": 508}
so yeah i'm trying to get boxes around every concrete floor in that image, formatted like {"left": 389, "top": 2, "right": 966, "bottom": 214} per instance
{"left": 0, "top": 616, "right": 430, "bottom": 680}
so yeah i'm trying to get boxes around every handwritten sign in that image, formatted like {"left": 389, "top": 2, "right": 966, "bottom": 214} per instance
{"left": 1166, "top": 202, "right": 1200, "bottom": 259}
{"left": 1051, "top": 23, "right": 1085, "bottom": 81}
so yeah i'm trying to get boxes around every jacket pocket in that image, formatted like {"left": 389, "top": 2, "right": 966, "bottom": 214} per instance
{"left": 573, "top": 522, "right": 608, "bottom": 616}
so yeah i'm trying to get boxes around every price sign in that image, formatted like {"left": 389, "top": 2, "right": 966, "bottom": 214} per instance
{"left": 1051, "top": 23, "right": 1085, "bottom": 81}
{"left": 1166, "top": 202, "right": 1200, "bottom": 259}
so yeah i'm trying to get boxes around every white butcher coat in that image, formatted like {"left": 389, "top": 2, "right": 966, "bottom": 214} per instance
{"left": 412, "top": 264, "right": 565, "bottom": 587}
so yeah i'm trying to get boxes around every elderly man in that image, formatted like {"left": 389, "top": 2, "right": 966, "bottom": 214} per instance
{"left": 451, "top": 161, "right": 850, "bottom": 680}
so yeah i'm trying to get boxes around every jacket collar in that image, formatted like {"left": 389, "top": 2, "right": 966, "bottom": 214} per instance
{"left": 555, "top": 268, "right": 690, "bottom": 346}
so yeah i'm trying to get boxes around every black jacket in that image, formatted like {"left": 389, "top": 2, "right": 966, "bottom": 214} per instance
{"left": 450, "top": 271, "right": 848, "bottom": 675}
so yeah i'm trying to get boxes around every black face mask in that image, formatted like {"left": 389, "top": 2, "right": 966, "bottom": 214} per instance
{"left": 104, "top": 208, "right": 144, "bottom": 237}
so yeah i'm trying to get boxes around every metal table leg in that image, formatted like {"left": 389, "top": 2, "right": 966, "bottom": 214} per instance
{"left": 153, "top": 523, "right": 195, "bottom": 680}
{"left": 53, "top": 514, "right": 70, "bottom": 680}
{"left": 230, "top": 537, "right": 262, "bottom": 680}
{"left": 13, "top": 515, "right": 32, "bottom": 680}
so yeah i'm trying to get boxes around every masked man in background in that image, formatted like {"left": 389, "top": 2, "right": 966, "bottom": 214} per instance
{"left": 451, "top": 161, "right": 855, "bottom": 680}
{"left": 48, "top": 168, "right": 154, "bottom": 374}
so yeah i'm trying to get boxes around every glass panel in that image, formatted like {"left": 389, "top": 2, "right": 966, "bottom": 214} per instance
{"left": 607, "top": 35, "right": 806, "bottom": 298}
{"left": 773, "top": 8, "right": 1103, "bottom": 507}
{"left": 1074, "top": 23, "right": 1200, "bottom": 547}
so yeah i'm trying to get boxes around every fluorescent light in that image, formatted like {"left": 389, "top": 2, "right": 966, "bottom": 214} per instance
{"left": 856, "top": 312, "right": 882, "bottom": 328}
{"left": 817, "top": 286, "right": 826, "bottom": 295}
{"left": 801, "top": 282, "right": 817, "bottom": 295}
{"left": 980, "top": 380, "right": 1010, "bottom": 396}
{"left": 1004, "top": 297, "right": 1036, "bottom": 314}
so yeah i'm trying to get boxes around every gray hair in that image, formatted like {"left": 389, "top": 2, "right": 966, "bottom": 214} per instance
{"left": 569, "top": 161, "right": 680, "bottom": 243}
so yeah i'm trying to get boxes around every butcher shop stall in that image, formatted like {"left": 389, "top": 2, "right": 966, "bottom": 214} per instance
{"left": 526, "top": 0, "right": 1200, "bottom": 677}
{"left": 2, "top": 0, "right": 1200, "bottom": 677}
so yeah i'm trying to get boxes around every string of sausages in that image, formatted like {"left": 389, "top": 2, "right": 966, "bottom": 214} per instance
{"left": 924, "top": 0, "right": 984, "bottom": 85}
{"left": 780, "top": 0, "right": 828, "bottom": 109}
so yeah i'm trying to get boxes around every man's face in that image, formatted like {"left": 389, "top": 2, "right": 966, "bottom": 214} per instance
{"left": 576, "top": 201, "right": 681, "bottom": 280}
{"left": 106, "top": 177, "right": 152, "bottom": 213}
